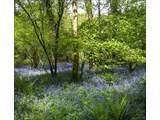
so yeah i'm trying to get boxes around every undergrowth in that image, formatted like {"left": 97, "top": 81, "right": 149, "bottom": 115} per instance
{"left": 15, "top": 73, "right": 145, "bottom": 120}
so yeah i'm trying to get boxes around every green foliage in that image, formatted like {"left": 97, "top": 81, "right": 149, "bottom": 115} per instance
{"left": 14, "top": 14, "right": 43, "bottom": 67}
{"left": 15, "top": 75, "right": 145, "bottom": 120}
{"left": 110, "top": 0, "right": 121, "bottom": 14}
{"left": 127, "top": 76, "right": 146, "bottom": 120}
{"left": 14, "top": 75, "right": 34, "bottom": 94}
{"left": 102, "top": 73, "right": 118, "bottom": 84}
{"left": 15, "top": 74, "right": 53, "bottom": 95}
{"left": 79, "top": 8, "right": 145, "bottom": 70}
{"left": 14, "top": 0, "right": 146, "bottom": 119}
{"left": 82, "top": 40, "right": 145, "bottom": 70}
{"left": 15, "top": 0, "right": 145, "bottom": 71}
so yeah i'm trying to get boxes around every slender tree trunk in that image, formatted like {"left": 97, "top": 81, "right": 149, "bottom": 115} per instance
{"left": 54, "top": 42, "right": 58, "bottom": 76}
{"left": 110, "top": 0, "right": 120, "bottom": 14}
{"left": 17, "top": 0, "right": 55, "bottom": 79}
{"left": 72, "top": 0, "right": 79, "bottom": 81}
{"left": 42, "top": 45, "right": 54, "bottom": 78}
{"left": 128, "top": 63, "right": 136, "bottom": 73}
{"left": 54, "top": 23, "right": 60, "bottom": 76}
{"left": 32, "top": 48, "right": 39, "bottom": 68}
{"left": 84, "top": 0, "right": 93, "bottom": 20}
{"left": 80, "top": 61, "right": 85, "bottom": 79}
{"left": 98, "top": 0, "right": 101, "bottom": 18}
{"left": 45, "top": 0, "right": 65, "bottom": 76}
{"left": 54, "top": 1, "right": 65, "bottom": 76}
{"left": 84, "top": 0, "right": 94, "bottom": 70}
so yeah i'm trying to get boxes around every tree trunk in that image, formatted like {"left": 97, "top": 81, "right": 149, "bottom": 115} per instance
{"left": 128, "top": 63, "right": 135, "bottom": 73}
{"left": 17, "top": 1, "right": 55, "bottom": 79}
{"left": 45, "top": 0, "right": 65, "bottom": 76}
{"left": 84, "top": 0, "right": 93, "bottom": 20}
{"left": 110, "top": 0, "right": 120, "bottom": 14}
{"left": 54, "top": 49, "right": 58, "bottom": 76}
{"left": 80, "top": 61, "right": 85, "bottom": 79}
{"left": 98, "top": 0, "right": 101, "bottom": 18}
{"left": 54, "top": 25, "right": 59, "bottom": 76}
{"left": 84, "top": 0, "right": 94, "bottom": 70}
{"left": 32, "top": 48, "right": 39, "bottom": 68}
{"left": 72, "top": 0, "right": 79, "bottom": 81}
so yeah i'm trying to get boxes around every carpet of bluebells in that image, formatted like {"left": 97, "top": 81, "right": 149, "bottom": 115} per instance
{"left": 15, "top": 64, "right": 146, "bottom": 120}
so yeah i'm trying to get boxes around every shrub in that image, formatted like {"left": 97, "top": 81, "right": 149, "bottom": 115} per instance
{"left": 14, "top": 75, "right": 33, "bottom": 94}
{"left": 102, "top": 73, "right": 118, "bottom": 85}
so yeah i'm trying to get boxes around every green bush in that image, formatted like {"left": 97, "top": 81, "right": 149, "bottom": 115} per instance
{"left": 14, "top": 75, "right": 33, "bottom": 94}
{"left": 101, "top": 73, "right": 118, "bottom": 85}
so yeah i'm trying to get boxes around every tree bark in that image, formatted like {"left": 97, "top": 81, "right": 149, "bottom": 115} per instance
{"left": 45, "top": 0, "right": 65, "bottom": 76}
{"left": 84, "top": 0, "right": 94, "bottom": 70}
{"left": 98, "top": 0, "right": 101, "bottom": 18}
{"left": 84, "top": 0, "right": 93, "bottom": 20}
{"left": 17, "top": 0, "right": 55, "bottom": 78}
{"left": 110, "top": 0, "right": 120, "bottom": 14}
{"left": 72, "top": 0, "right": 79, "bottom": 81}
